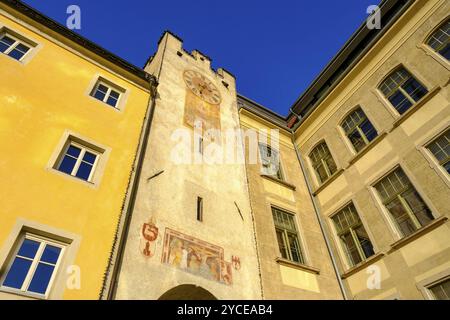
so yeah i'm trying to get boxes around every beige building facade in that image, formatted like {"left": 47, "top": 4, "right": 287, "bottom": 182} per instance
{"left": 100, "top": 0, "right": 450, "bottom": 300}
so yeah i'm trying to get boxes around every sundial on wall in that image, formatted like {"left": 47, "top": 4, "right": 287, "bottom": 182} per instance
{"left": 183, "top": 70, "right": 222, "bottom": 105}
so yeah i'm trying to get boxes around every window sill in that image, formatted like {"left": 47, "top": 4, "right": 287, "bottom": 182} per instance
{"left": 346, "top": 132, "right": 388, "bottom": 167}
{"left": 390, "top": 86, "right": 441, "bottom": 131}
{"left": 388, "top": 216, "right": 448, "bottom": 252}
{"left": 0, "top": 286, "right": 45, "bottom": 300}
{"left": 340, "top": 252, "right": 385, "bottom": 279}
{"left": 260, "top": 175, "right": 296, "bottom": 191}
{"left": 275, "top": 257, "right": 320, "bottom": 275}
{"left": 312, "top": 168, "right": 344, "bottom": 196}
{"left": 49, "top": 168, "right": 97, "bottom": 188}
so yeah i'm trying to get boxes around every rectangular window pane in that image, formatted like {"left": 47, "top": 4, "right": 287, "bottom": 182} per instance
{"left": 402, "top": 189, "right": 434, "bottom": 227}
{"left": 401, "top": 78, "right": 427, "bottom": 102}
{"left": 2, "top": 257, "right": 33, "bottom": 289}
{"left": 386, "top": 198, "right": 417, "bottom": 237}
{"left": 430, "top": 279, "right": 450, "bottom": 300}
{"left": 348, "top": 130, "right": 366, "bottom": 152}
{"left": 341, "top": 233, "right": 362, "bottom": 266}
{"left": 288, "top": 233, "right": 303, "bottom": 263}
{"left": 58, "top": 155, "right": 77, "bottom": 175}
{"left": 75, "top": 162, "right": 93, "bottom": 181}
{"left": 388, "top": 90, "right": 413, "bottom": 114}
{"left": 27, "top": 263, "right": 55, "bottom": 295}
{"left": 17, "top": 239, "right": 40, "bottom": 259}
{"left": 276, "top": 229, "right": 288, "bottom": 260}
{"left": 40, "top": 245, "right": 61, "bottom": 265}
{"left": 354, "top": 226, "right": 375, "bottom": 259}
{"left": 0, "top": 35, "right": 14, "bottom": 52}
{"left": 360, "top": 120, "right": 378, "bottom": 142}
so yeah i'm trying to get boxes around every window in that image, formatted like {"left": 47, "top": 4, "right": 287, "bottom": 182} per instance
{"left": 427, "top": 128, "right": 450, "bottom": 175}
{"left": 341, "top": 107, "right": 378, "bottom": 152}
{"left": 1, "top": 234, "right": 65, "bottom": 297}
{"left": 427, "top": 18, "right": 450, "bottom": 61}
{"left": 379, "top": 68, "right": 428, "bottom": 115}
{"left": 56, "top": 141, "right": 100, "bottom": 182}
{"left": 374, "top": 168, "right": 434, "bottom": 237}
{"left": 309, "top": 142, "right": 337, "bottom": 183}
{"left": 91, "top": 80, "right": 122, "bottom": 108}
{"left": 272, "top": 208, "right": 304, "bottom": 264}
{"left": 0, "top": 33, "right": 31, "bottom": 61}
{"left": 259, "top": 144, "right": 283, "bottom": 180}
{"left": 197, "top": 197, "right": 203, "bottom": 222}
{"left": 429, "top": 278, "right": 450, "bottom": 300}
{"left": 332, "top": 203, "right": 375, "bottom": 267}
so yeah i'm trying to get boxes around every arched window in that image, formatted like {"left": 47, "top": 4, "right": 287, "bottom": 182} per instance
{"left": 341, "top": 107, "right": 378, "bottom": 152}
{"left": 309, "top": 142, "right": 337, "bottom": 183}
{"left": 427, "top": 18, "right": 450, "bottom": 60}
{"left": 379, "top": 67, "right": 428, "bottom": 115}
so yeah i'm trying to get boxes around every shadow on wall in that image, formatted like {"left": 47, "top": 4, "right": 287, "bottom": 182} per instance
{"left": 158, "top": 284, "right": 217, "bottom": 300}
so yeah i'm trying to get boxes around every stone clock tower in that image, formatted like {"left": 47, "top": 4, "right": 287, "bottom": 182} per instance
{"left": 112, "top": 32, "right": 262, "bottom": 300}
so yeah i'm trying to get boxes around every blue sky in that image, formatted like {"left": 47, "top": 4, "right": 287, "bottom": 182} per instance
{"left": 22, "top": 0, "right": 378, "bottom": 116}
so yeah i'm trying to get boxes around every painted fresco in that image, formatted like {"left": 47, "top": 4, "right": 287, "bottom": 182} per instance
{"left": 162, "top": 228, "right": 232, "bottom": 285}
{"left": 184, "top": 91, "right": 221, "bottom": 139}
{"left": 139, "top": 220, "right": 159, "bottom": 258}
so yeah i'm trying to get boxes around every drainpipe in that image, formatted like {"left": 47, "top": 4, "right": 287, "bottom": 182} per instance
{"left": 100, "top": 74, "right": 158, "bottom": 300}
{"left": 290, "top": 131, "right": 349, "bottom": 300}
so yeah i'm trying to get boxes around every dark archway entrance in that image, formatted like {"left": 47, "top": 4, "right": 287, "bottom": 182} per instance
{"left": 158, "top": 284, "right": 217, "bottom": 300}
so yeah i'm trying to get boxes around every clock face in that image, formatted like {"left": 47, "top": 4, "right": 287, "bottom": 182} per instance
{"left": 183, "top": 70, "right": 222, "bottom": 105}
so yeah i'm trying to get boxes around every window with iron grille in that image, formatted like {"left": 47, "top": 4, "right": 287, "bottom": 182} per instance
{"left": 374, "top": 167, "right": 434, "bottom": 237}
{"left": 341, "top": 107, "right": 378, "bottom": 152}
{"left": 309, "top": 142, "right": 337, "bottom": 184}
{"left": 332, "top": 203, "right": 375, "bottom": 267}
{"left": 379, "top": 68, "right": 428, "bottom": 115}
{"left": 427, "top": 18, "right": 450, "bottom": 61}
{"left": 427, "top": 128, "right": 450, "bottom": 175}
{"left": 272, "top": 208, "right": 304, "bottom": 264}
{"left": 259, "top": 144, "right": 283, "bottom": 180}
{"left": 429, "top": 278, "right": 450, "bottom": 300}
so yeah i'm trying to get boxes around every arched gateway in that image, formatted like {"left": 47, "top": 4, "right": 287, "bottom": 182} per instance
{"left": 158, "top": 285, "right": 217, "bottom": 300}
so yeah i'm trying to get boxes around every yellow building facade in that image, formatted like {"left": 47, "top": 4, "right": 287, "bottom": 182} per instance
{"left": 0, "top": 0, "right": 155, "bottom": 299}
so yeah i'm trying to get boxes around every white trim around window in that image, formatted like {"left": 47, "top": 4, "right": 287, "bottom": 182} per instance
{"left": 0, "top": 234, "right": 66, "bottom": 299}
{"left": 416, "top": 122, "right": 450, "bottom": 188}
{"left": 47, "top": 131, "right": 111, "bottom": 188}
{"left": 0, "top": 25, "right": 40, "bottom": 64}
{"left": 86, "top": 76, "right": 129, "bottom": 111}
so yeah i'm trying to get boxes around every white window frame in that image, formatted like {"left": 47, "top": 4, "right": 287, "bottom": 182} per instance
{"left": 0, "top": 32, "right": 32, "bottom": 62}
{"left": 0, "top": 233, "right": 66, "bottom": 299}
{"left": 258, "top": 143, "right": 284, "bottom": 181}
{"left": 56, "top": 141, "right": 100, "bottom": 183}
{"left": 91, "top": 81, "right": 122, "bottom": 108}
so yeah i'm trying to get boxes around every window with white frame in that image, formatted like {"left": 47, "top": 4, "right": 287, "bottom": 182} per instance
{"left": 332, "top": 203, "right": 375, "bottom": 267}
{"left": 374, "top": 167, "right": 434, "bottom": 238}
{"left": 259, "top": 143, "right": 283, "bottom": 180}
{"left": 91, "top": 80, "right": 123, "bottom": 108}
{"left": 426, "top": 128, "right": 450, "bottom": 175}
{"left": 379, "top": 68, "right": 428, "bottom": 115}
{"left": 309, "top": 141, "right": 337, "bottom": 184}
{"left": 55, "top": 140, "right": 101, "bottom": 182}
{"left": 428, "top": 278, "right": 450, "bottom": 300}
{"left": 272, "top": 207, "right": 304, "bottom": 264}
{"left": 0, "top": 32, "right": 32, "bottom": 61}
{"left": 341, "top": 107, "right": 378, "bottom": 153}
{"left": 427, "top": 18, "right": 450, "bottom": 61}
{"left": 1, "top": 234, "right": 65, "bottom": 297}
